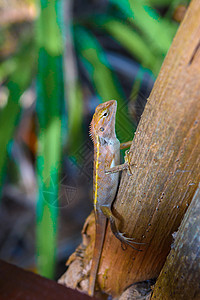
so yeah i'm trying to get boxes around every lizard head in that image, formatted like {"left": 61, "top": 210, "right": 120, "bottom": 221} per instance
{"left": 89, "top": 100, "right": 117, "bottom": 142}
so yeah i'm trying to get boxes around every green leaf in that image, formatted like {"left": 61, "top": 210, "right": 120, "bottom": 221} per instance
{"left": 0, "top": 41, "right": 36, "bottom": 195}
{"left": 35, "top": 0, "right": 65, "bottom": 279}
{"left": 101, "top": 18, "right": 161, "bottom": 75}
{"left": 110, "top": 0, "right": 178, "bottom": 56}
{"left": 35, "top": 0, "right": 63, "bottom": 55}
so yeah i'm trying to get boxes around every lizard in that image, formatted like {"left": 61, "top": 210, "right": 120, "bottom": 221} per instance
{"left": 88, "top": 100, "right": 143, "bottom": 296}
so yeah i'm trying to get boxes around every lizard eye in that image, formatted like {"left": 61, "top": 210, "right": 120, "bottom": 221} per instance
{"left": 103, "top": 112, "right": 108, "bottom": 117}
{"left": 100, "top": 127, "right": 104, "bottom": 131}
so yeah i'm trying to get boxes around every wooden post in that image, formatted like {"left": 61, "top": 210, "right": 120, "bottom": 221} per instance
{"left": 97, "top": 0, "right": 200, "bottom": 296}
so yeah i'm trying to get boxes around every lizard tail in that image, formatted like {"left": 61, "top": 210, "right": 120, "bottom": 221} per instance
{"left": 88, "top": 212, "right": 107, "bottom": 296}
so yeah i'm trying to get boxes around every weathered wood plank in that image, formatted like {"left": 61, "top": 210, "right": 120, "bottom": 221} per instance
{"left": 0, "top": 260, "right": 95, "bottom": 300}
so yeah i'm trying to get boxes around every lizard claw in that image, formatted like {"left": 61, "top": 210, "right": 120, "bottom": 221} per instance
{"left": 119, "top": 232, "right": 136, "bottom": 241}
{"left": 117, "top": 232, "right": 146, "bottom": 247}
{"left": 121, "top": 243, "right": 127, "bottom": 251}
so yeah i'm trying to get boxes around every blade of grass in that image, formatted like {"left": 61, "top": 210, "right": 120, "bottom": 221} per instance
{"left": 110, "top": 0, "right": 178, "bottom": 56}
{"left": 100, "top": 18, "right": 161, "bottom": 75}
{"left": 35, "top": 0, "right": 65, "bottom": 278}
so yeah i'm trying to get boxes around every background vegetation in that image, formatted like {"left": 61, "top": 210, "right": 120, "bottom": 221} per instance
{"left": 0, "top": 0, "right": 189, "bottom": 279}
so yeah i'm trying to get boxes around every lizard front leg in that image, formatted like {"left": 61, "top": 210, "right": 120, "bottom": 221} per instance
{"left": 100, "top": 205, "right": 144, "bottom": 251}
{"left": 106, "top": 140, "right": 134, "bottom": 174}
{"left": 120, "top": 141, "right": 132, "bottom": 149}
{"left": 105, "top": 150, "right": 134, "bottom": 175}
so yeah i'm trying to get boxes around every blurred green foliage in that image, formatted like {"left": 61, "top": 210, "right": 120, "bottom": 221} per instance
{"left": 0, "top": 0, "right": 190, "bottom": 278}
{"left": 35, "top": 0, "right": 65, "bottom": 278}
{"left": 0, "top": 39, "right": 36, "bottom": 193}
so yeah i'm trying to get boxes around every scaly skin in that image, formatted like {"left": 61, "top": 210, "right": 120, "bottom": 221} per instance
{"left": 88, "top": 100, "right": 142, "bottom": 296}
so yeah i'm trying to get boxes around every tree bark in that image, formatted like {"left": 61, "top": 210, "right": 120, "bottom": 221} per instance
{"left": 151, "top": 183, "right": 200, "bottom": 300}
{"left": 97, "top": 0, "right": 200, "bottom": 296}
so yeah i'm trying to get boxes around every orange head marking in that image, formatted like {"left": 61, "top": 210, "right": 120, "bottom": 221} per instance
{"left": 89, "top": 100, "right": 117, "bottom": 142}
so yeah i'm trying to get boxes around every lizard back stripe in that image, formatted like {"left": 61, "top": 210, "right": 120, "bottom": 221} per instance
{"left": 94, "top": 135, "right": 99, "bottom": 208}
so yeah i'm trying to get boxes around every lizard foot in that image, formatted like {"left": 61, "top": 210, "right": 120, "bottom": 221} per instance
{"left": 114, "top": 231, "right": 145, "bottom": 251}
{"left": 118, "top": 232, "right": 142, "bottom": 243}
{"left": 100, "top": 205, "right": 146, "bottom": 251}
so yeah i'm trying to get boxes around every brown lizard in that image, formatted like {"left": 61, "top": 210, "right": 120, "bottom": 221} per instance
{"left": 88, "top": 100, "right": 143, "bottom": 296}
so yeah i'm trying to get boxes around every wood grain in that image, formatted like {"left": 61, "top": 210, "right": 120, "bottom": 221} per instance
{"left": 97, "top": 0, "right": 200, "bottom": 296}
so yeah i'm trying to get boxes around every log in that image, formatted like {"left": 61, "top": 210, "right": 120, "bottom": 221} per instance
{"left": 97, "top": 0, "right": 200, "bottom": 296}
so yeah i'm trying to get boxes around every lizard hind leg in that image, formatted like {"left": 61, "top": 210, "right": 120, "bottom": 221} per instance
{"left": 100, "top": 206, "right": 144, "bottom": 251}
